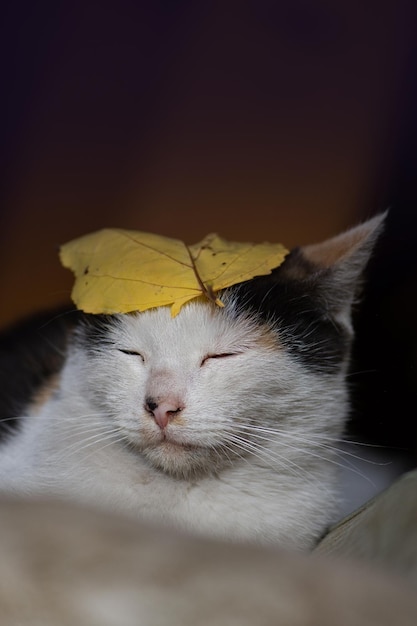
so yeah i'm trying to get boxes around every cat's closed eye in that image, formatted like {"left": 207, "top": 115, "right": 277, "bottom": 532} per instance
{"left": 118, "top": 349, "right": 145, "bottom": 362}
{"left": 200, "top": 353, "right": 241, "bottom": 366}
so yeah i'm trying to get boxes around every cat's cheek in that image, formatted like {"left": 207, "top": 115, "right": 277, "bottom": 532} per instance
{"left": 112, "top": 356, "right": 147, "bottom": 392}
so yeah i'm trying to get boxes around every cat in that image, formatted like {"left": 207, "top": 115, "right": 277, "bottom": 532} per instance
{"left": 0, "top": 214, "right": 384, "bottom": 549}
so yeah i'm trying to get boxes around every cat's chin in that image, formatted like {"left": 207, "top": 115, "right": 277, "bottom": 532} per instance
{"left": 139, "top": 439, "right": 226, "bottom": 480}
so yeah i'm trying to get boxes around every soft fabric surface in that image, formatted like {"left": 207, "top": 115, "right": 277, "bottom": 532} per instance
{"left": 316, "top": 469, "right": 417, "bottom": 584}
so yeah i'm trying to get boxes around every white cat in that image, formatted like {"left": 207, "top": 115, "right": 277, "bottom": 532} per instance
{"left": 0, "top": 215, "right": 384, "bottom": 549}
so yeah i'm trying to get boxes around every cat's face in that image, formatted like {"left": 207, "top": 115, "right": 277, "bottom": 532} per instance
{"left": 67, "top": 214, "right": 384, "bottom": 481}
{"left": 72, "top": 297, "right": 346, "bottom": 480}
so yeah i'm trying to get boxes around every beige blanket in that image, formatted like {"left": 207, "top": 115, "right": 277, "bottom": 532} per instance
{"left": 0, "top": 471, "right": 416, "bottom": 625}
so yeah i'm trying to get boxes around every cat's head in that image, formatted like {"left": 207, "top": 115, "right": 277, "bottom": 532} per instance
{"left": 71, "top": 215, "right": 384, "bottom": 479}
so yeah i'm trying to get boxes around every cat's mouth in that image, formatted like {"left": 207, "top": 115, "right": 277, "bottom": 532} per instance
{"left": 138, "top": 432, "right": 225, "bottom": 479}
{"left": 158, "top": 434, "right": 203, "bottom": 451}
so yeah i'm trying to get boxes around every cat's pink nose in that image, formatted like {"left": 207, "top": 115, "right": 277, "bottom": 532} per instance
{"left": 145, "top": 399, "right": 183, "bottom": 429}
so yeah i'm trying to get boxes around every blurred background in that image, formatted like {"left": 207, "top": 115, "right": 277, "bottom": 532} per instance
{"left": 2, "top": 2, "right": 417, "bottom": 462}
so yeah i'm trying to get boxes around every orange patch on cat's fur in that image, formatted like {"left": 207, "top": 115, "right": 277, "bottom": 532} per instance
{"left": 30, "top": 374, "right": 61, "bottom": 415}
{"left": 256, "top": 326, "right": 282, "bottom": 351}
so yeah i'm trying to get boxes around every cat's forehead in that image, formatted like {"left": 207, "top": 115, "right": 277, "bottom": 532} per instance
{"left": 110, "top": 302, "right": 270, "bottom": 351}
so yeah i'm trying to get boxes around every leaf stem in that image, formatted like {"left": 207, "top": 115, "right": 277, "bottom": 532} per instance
{"left": 185, "top": 244, "right": 221, "bottom": 305}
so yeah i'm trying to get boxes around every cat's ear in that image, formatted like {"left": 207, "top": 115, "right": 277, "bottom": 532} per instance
{"left": 230, "top": 212, "right": 386, "bottom": 333}
{"left": 229, "top": 213, "right": 386, "bottom": 372}
{"left": 298, "top": 212, "right": 386, "bottom": 328}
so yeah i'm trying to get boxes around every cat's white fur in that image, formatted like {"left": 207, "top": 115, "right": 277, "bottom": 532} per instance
{"left": 0, "top": 216, "right": 383, "bottom": 548}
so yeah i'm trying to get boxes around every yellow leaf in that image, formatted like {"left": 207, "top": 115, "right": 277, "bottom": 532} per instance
{"left": 59, "top": 229, "right": 288, "bottom": 315}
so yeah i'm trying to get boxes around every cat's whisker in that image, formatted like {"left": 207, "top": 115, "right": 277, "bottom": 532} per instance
{"left": 73, "top": 434, "right": 130, "bottom": 466}
{"left": 60, "top": 437, "right": 120, "bottom": 461}
{"left": 235, "top": 421, "right": 396, "bottom": 453}
{"left": 237, "top": 421, "right": 395, "bottom": 458}
{"left": 0, "top": 412, "right": 114, "bottom": 425}
{"left": 232, "top": 425, "right": 378, "bottom": 486}
{"left": 223, "top": 433, "right": 309, "bottom": 481}
{"left": 210, "top": 441, "right": 237, "bottom": 467}
{"left": 345, "top": 369, "right": 378, "bottom": 378}
{"left": 57, "top": 421, "right": 114, "bottom": 435}
{"left": 59, "top": 428, "right": 124, "bottom": 460}
{"left": 56, "top": 424, "right": 121, "bottom": 446}
{"left": 237, "top": 424, "right": 341, "bottom": 452}
{"left": 220, "top": 435, "right": 278, "bottom": 471}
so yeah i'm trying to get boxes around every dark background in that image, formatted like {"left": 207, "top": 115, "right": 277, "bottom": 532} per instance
{"left": 2, "top": 1, "right": 417, "bottom": 459}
